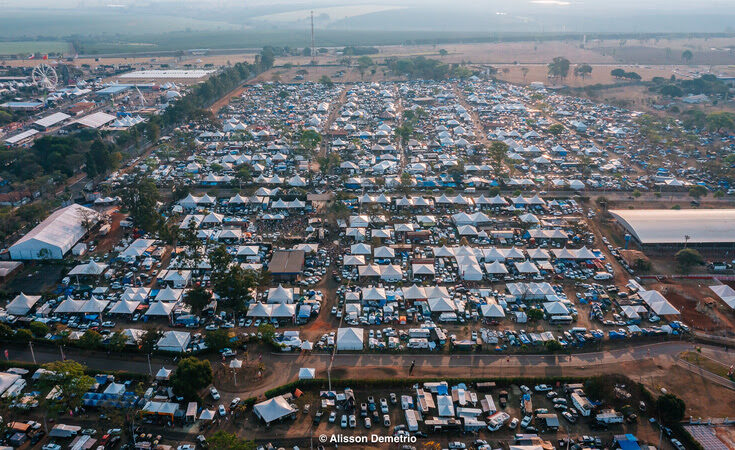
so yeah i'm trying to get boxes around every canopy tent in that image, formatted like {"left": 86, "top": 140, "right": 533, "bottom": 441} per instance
{"left": 68, "top": 260, "right": 108, "bottom": 276}
{"left": 253, "top": 396, "right": 297, "bottom": 424}
{"left": 480, "top": 303, "right": 505, "bottom": 318}
{"left": 298, "top": 368, "right": 316, "bottom": 379}
{"left": 639, "top": 290, "right": 680, "bottom": 315}
{"left": 336, "top": 327, "right": 364, "bottom": 351}
{"left": 6, "top": 293, "right": 41, "bottom": 316}
{"left": 109, "top": 299, "right": 140, "bottom": 315}
{"left": 267, "top": 285, "right": 294, "bottom": 304}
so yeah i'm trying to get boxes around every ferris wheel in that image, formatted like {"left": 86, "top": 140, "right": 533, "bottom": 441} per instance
{"left": 31, "top": 63, "right": 58, "bottom": 90}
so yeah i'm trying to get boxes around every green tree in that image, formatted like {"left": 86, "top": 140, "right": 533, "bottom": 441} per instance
{"left": 208, "top": 431, "right": 257, "bottom": 450}
{"left": 140, "top": 329, "right": 162, "bottom": 354}
{"left": 574, "top": 63, "right": 592, "bottom": 79}
{"left": 675, "top": 248, "right": 703, "bottom": 273}
{"left": 661, "top": 84, "right": 684, "bottom": 98}
{"left": 611, "top": 68, "right": 626, "bottom": 79}
{"left": 79, "top": 330, "right": 103, "bottom": 349}
{"left": 29, "top": 321, "right": 50, "bottom": 337}
{"left": 547, "top": 57, "right": 571, "bottom": 80}
{"left": 257, "top": 322, "right": 276, "bottom": 345}
{"left": 545, "top": 340, "right": 563, "bottom": 352}
{"left": 184, "top": 285, "right": 213, "bottom": 315}
{"left": 14, "top": 329, "right": 32, "bottom": 342}
{"left": 120, "top": 177, "right": 161, "bottom": 232}
{"left": 706, "top": 112, "right": 735, "bottom": 133}
{"left": 548, "top": 124, "right": 564, "bottom": 136}
{"left": 107, "top": 332, "right": 128, "bottom": 352}
{"left": 438, "top": 49, "right": 448, "bottom": 58}
{"left": 488, "top": 141, "right": 508, "bottom": 174}
{"left": 527, "top": 308, "right": 544, "bottom": 321}
{"left": 204, "top": 329, "right": 232, "bottom": 352}
{"left": 688, "top": 185, "right": 708, "bottom": 199}
{"left": 39, "top": 360, "right": 95, "bottom": 413}
{"left": 319, "top": 75, "right": 334, "bottom": 87}
{"left": 171, "top": 357, "right": 213, "bottom": 401}
{"left": 298, "top": 129, "right": 322, "bottom": 153}
{"left": 656, "top": 393, "right": 686, "bottom": 423}
{"left": 681, "top": 50, "right": 693, "bottom": 64}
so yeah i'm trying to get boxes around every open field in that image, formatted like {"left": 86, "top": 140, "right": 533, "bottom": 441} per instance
{"left": 0, "top": 40, "right": 70, "bottom": 55}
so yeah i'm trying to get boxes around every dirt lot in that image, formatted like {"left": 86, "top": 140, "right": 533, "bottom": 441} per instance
{"left": 650, "top": 281, "right": 735, "bottom": 333}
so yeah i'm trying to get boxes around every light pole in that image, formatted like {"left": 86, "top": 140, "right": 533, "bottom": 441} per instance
{"left": 29, "top": 341, "right": 36, "bottom": 364}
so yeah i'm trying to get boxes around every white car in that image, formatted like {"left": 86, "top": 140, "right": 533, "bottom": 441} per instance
{"left": 534, "top": 384, "right": 552, "bottom": 392}
{"left": 509, "top": 418, "right": 519, "bottom": 429}
{"left": 520, "top": 415, "right": 533, "bottom": 429}
{"left": 210, "top": 387, "right": 220, "bottom": 400}
{"left": 218, "top": 405, "right": 226, "bottom": 416}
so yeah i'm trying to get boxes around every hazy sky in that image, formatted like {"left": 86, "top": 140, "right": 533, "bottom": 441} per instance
{"left": 2, "top": 0, "right": 735, "bottom": 35}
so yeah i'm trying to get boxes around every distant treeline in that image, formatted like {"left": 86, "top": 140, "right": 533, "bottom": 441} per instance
{"left": 385, "top": 56, "right": 475, "bottom": 80}
{"left": 342, "top": 46, "right": 379, "bottom": 56}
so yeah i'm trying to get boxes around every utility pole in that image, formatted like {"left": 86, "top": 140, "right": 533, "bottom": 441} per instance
{"left": 147, "top": 353, "right": 152, "bottom": 377}
{"left": 310, "top": 10, "right": 316, "bottom": 66}
{"left": 29, "top": 341, "right": 36, "bottom": 364}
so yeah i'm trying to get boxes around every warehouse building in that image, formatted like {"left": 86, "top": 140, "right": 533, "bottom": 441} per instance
{"left": 609, "top": 209, "right": 735, "bottom": 250}
{"left": 9, "top": 204, "right": 100, "bottom": 260}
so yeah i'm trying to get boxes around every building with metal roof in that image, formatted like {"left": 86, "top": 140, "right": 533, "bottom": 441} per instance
{"left": 609, "top": 209, "right": 735, "bottom": 249}
{"left": 9, "top": 204, "right": 99, "bottom": 260}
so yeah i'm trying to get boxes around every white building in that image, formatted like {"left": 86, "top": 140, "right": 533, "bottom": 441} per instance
{"left": 9, "top": 204, "right": 99, "bottom": 260}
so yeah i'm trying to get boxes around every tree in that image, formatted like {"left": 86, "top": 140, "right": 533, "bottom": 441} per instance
{"left": 547, "top": 57, "right": 570, "bottom": 80}
{"left": 611, "top": 68, "right": 627, "bottom": 79}
{"left": 140, "top": 329, "right": 161, "bottom": 354}
{"left": 681, "top": 50, "right": 693, "bottom": 64}
{"left": 521, "top": 67, "right": 529, "bottom": 81}
{"left": 107, "top": 332, "right": 128, "bottom": 352}
{"left": 39, "top": 360, "right": 95, "bottom": 413}
{"left": 545, "top": 340, "right": 563, "bottom": 352}
{"left": 29, "top": 321, "right": 49, "bottom": 337}
{"left": 688, "top": 185, "right": 708, "bottom": 199}
{"left": 79, "top": 330, "right": 102, "bottom": 349}
{"left": 574, "top": 63, "right": 593, "bottom": 79}
{"left": 120, "top": 177, "right": 161, "bottom": 232}
{"left": 357, "top": 56, "right": 374, "bottom": 79}
{"left": 171, "top": 357, "right": 213, "bottom": 401}
{"left": 208, "top": 432, "right": 257, "bottom": 450}
{"left": 184, "top": 285, "right": 213, "bottom": 315}
{"left": 438, "top": 49, "right": 448, "bottom": 58}
{"left": 548, "top": 124, "right": 564, "bottom": 136}
{"left": 656, "top": 394, "right": 686, "bottom": 424}
{"left": 319, "top": 75, "right": 334, "bottom": 87}
{"left": 527, "top": 308, "right": 544, "bottom": 321}
{"left": 205, "top": 329, "right": 232, "bottom": 352}
{"left": 400, "top": 172, "right": 412, "bottom": 192}
{"left": 661, "top": 84, "right": 684, "bottom": 98}
{"left": 705, "top": 112, "right": 735, "bottom": 133}
{"left": 394, "top": 124, "right": 414, "bottom": 149}
{"left": 298, "top": 129, "right": 322, "bottom": 154}
{"left": 257, "top": 322, "right": 276, "bottom": 345}
{"left": 675, "top": 248, "right": 703, "bottom": 273}
{"left": 488, "top": 141, "right": 508, "bottom": 174}
{"left": 14, "top": 328, "right": 32, "bottom": 342}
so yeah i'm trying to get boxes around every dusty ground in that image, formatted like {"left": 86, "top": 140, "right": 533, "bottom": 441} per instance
{"left": 650, "top": 281, "right": 735, "bottom": 333}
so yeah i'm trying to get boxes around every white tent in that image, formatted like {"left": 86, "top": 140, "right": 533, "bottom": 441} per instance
{"left": 6, "top": 293, "right": 41, "bottom": 316}
{"left": 543, "top": 302, "right": 570, "bottom": 315}
{"left": 336, "top": 327, "right": 364, "bottom": 351}
{"left": 253, "top": 396, "right": 297, "bottom": 424}
{"left": 109, "top": 299, "right": 140, "bottom": 315}
{"left": 403, "top": 284, "right": 427, "bottom": 300}
{"left": 156, "top": 331, "right": 190, "bottom": 352}
{"left": 514, "top": 260, "right": 540, "bottom": 274}
{"left": 484, "top": 261, "right": 508, "bottom": 274}
{"left": 199, "top": 409, "right": 215, "bottom": 421}
{"left": 639, "top": 290, "right": 680, "bottom": 315}
{"left": 267, "top": 285, "right": 294, "bottom": 304}
{"left": 146, "top": 301, "right": 176, "bottom": 317}
{"left": 480, "top": 303, "right": 505, "bottom": 318}
{"left": 298, "top": 368, "right": 316, "bottom": 379}
{"left": 68, "top": 260, "right": 108, "bottom": 276}
{"left": 437, "top": 395, "right": 455, "bottom": 417}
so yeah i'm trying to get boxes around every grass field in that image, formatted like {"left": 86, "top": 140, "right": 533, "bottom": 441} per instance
{"left": 0, "top": 40, "right": 70, "bottom": 55}
{"left": 680, "top": 351, "right": 732, "bottom": 378}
